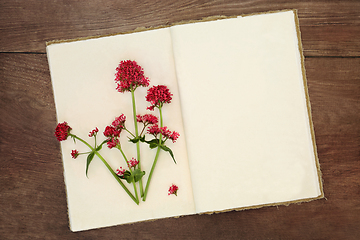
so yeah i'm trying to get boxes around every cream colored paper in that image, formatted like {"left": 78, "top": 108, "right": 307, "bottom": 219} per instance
{"left": 170, "top": 10, "right": 321, "bottom": 213}
{"left": 47, "top": 28, "right": 196, "bottom": 232}
{"left": 47, "top": 10, "right": 323, "bottom": 232}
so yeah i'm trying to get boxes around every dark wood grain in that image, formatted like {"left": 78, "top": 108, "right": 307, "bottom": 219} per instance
{"left": 0, "top": 0, "right": 359, "bottom": 56}
{"left": 1, "top": 53, "right": 359, "bottom": 239}
{"left": 1, "top": 0, "right": 360, "bottom": 239}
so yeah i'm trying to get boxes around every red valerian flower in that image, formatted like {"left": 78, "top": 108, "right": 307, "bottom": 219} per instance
{"left": 112, "top": 114, "right": 126, "bottom": 129}
{"left": 115, "top": 60, "right": 150, "bottom": 93}
{"left": 127, "top": 158, "right": 139, "bottom": 168}
{"left": 71, "top": 149, "right": 79, "bottom": 159}
{"left": 116, "top": 167, "right": 126, "bottom": 176}
{"left": 103, "top": 125, "right": 121, "bottom": 138}
{"left": 147, "top": 124, "right": 160, "bottom": 136}
{"left": 54, "top": 122, "right": 72, "bottom": 141}
{"left": 136, "top": 114, "right": 158, "bottom": 125}
{"left": 88, "top": 127, "right": 99, "bottom": 137}
{"left": 160, "top": 126, "right": 172, "bottom": 138}
{"left": 147, "top": 125, "right": 179, "bottom": 142}
{"left": 104, "top": 114, "right": 127, "bottom": 148}
{"left": 168, "top": 184, "right": 179, "bottom": 196}
{"left": 106, "top": 138, "right": 119, "bottom": 149}
{"left": 145, "top": 85, "right": 173, "bottom": 110}
{"left": 169, "top": 131, "right": 180, "bottom": 143}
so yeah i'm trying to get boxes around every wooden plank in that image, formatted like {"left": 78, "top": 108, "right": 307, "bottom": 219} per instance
{"left": 0, "top": 54, "right": 359, "bottom": 239}
{"left": 0, "top": 0, "right": 359, "bottom": 56}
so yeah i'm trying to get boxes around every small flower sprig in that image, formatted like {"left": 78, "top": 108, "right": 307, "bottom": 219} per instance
{"left": 54, "top": 122, "right": 139, "bottom": 204}
{"left": 168, "top": 184, "right": 179, "bottom": 196}
{"left": 115, "top": 60, "right": 150, "bottom": 197}
{"left": 141, "top": 85, "right": 180, "bottom": 201}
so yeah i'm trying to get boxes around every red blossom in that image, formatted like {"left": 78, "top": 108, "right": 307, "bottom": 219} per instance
{"left": 137, "top": 114, "right": 158, "bottom": 125}
{"left": 147, "top": 125, "right": 179, "bottom": 142}
{"left": 145, "top": 85, "right": 173, "bottom": 110}
{"left": 106, "top": 138, "right": 119, "bottom": 149}
{"left": 103, "top": 125, "right": 121, "bottom": 138}
{"left": 112, "top": 114, "right": 126, "bottom": 128}
{"left": 88, "top": 127, "right": 99, "bottom": 137}
{"left": 147, "top": 124, "right": 160, "bottom": 136}
{"left": 115, "top": 60, "right": 149, "bottom": 93}
{"left": 54, "top": 122, "right": 72, "bottom": 141}
{"left": 168, "top": 184, "right": 179, "bottom": 196}
{"left": 71, "top": 149, "right": 79, "bottom": 159}
{"left": 104, "top": 114, "right": 127, "bottom": 149}
{"left": 169, "top": 131, "right": 180, "bottom": 143}
{"left": 160, "top": 126, "right": 172, "bottom": 138}
{"left": 127, "top": 158, "right": 139, "bottom": 168}
{"left": 116, "top": 167, "right": 126, "bottom": 176}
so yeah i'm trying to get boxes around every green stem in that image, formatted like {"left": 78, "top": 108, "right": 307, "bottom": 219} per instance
{"left": 95, "top": 151, "right": 139, "bottom": 205}
{"left": 142, "top": 107, "right": 163, "bottom": 201}
{"left": 131, "top": 89, "right": 144, "bottom": 196}
{"left": 117, "top": 146, "right": 131, "bottom": 172}
{"left": 71, "top": 134, "right": 139, "bottom": 205}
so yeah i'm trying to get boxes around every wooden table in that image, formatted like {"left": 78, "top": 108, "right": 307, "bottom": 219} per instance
{"left": 1, "top": 1, "right": 359, "bottom": 239}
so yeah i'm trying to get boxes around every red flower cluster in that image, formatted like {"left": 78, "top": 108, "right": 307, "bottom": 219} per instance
{"left": 147, "top": 125, "right": 180, "bottom": 143}
{"left": 106, "top": 138, "right": 119, "bottom": 149}
{"left": 136, "top": 114, "right": 158, "bottom": 125}
{"left": 115, "top": 60, "right": 150, "bottom": 93}
{"left": 116, "top": 167, "right": 125, "bottom": 176}
{"left": 54, "top": 122, "right": 72, "bottom": 141}
{"left": 103, "top": 126, "right": 121, "bottom": 138}
{"left": 145, "top": 85, "right": 173, "bottom": 110}
{"left": 104, "top": 114, "right": 127, "bottom": 148}
{"left": 88, "top": 127, "right": 99, "bottom": 137}
{"left": 127, "top": 158, "right": 139, "bottom": 169}
{"left": 112, "top": 114, "right": 126, "bottom": 128}
{"left": 147, "top": 124, "right": 160, "bottom": 136}
{"left": 168, "top": 184, "right": 178, "bottom": 196}
{"left": 71, "top": 149, "right": 79, "bottom": 159}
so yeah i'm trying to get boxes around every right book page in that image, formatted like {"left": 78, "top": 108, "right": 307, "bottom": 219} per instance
{"left": 170, "top": 10, "right": 323, "bottom": 213}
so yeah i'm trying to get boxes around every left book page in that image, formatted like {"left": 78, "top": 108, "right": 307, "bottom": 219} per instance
{"left": 47, "top": 28, "right": 195, "bottom": 232}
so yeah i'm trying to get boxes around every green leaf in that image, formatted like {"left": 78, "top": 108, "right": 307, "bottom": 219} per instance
{"left": 160, "top": 145, "right": 177, "bottom": 164}
{"left": 118, "top": 169, "right": 145, "bottom": 183}
{"left": 86, "top": 151, "right": 95, "bottom": 177}
{"left": 129, "top": 137, "right": 140, "bottom": 143}
{"left": 144, "top": 139, "right": 159, "bottom": 149}
{"left": 119, "top": 170, "right": 133, "bottom": 183}
{"left": 149, "top": 143, "right": 158, "bottom": 149}
{"left": 133, "top": 169, "right": 145, "bottom": 182}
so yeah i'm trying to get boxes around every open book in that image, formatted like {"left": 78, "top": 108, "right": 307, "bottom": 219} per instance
{"left": 47, "top": 10, "right": 324, "bottom": 232}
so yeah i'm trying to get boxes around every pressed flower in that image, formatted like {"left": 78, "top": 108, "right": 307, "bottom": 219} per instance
{"left": 160, "top": 126, "right": 172, "bottom": 138}
{"left": 112, "top": 114, "right": 126, "bottom": 128}
{"left": 115, "top": 60, "right": 149, "bottom": 93}
{"left": 168, "top": 184, "right": 179, "bottom": 196}
{"left": 54, "top": 122, "right": 72, "bottom": 141}
{"left": 88, "top": 127, "right": 99, "bottom": 137}
{"left": 147, "top": 124, "right": 160, "bottom": 136}
{"left": 137, "top": 114, "right": 158, "bottom": 125}
{"left": 127, "top": 157, "right": 139, "bottom": 168}
{"left": 116, "top": 167, "right": 126, "bottom": 176}
{"left": 103, "top": 125, "right": 121, "bottom": 138}
{"left": 71, "top": 149, "right": 79, "bottom": 159}
{"left": 106, "top": 138, "right": 119, "bottom": 149}
{"left": 146, "top": 85, "right": 173, "bottom": 110}
{"left": 169, "top": 131, "right": 180, "bottom": 143}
